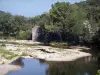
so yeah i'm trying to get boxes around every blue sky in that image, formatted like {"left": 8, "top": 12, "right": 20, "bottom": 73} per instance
{"left": 0, "top": 0, "right": 85, "bottom": 17}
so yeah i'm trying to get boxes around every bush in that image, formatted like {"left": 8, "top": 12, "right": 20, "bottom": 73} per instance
{"left": 50, "top": 42, "right": 70, "bottom": 49}
{"left": 96, "top": 70, "right": 100, "bottom": 75}
{"left": 18, "top": 30, "right": 31, "bottom": 40}
{"left": 50, "top": 42, "right": 67, "bottom": 46}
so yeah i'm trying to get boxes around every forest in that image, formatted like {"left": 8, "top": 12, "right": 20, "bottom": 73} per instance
{"left": 0, "top": 0, "right": 100, "bottom": 48}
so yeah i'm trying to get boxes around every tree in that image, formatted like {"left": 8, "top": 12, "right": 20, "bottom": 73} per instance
{"left": 0, "top": 13, "right": 14, "bottom": 37}
{"left": 87, "top": 0, "right": 100, "bottom": 47}
{"left": 70, "top": 3, "right": 87, "bottom": 35}
{"left": 49, "top": 2, "right": 72, "bottom": 33}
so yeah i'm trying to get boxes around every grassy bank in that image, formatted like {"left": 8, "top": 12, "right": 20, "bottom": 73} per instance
{"left": 0, "top": 40, "right": 41, "bottom": 46}
{"left": 49, "top": 42, "right": 71, "bottom": 49}
{"left": 0, "top": 48, "right": 17, "bottom": 60}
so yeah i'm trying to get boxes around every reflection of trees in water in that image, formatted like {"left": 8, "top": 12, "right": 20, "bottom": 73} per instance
{"left": 46, "top": 57, "right": 99, "bottom": 75}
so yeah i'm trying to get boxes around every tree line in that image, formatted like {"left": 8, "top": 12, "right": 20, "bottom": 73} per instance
{"left": 0, "top": 0, "right": 100, "bottom": 47}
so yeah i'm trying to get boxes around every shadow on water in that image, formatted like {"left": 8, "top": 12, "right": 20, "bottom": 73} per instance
{"left": 46, "top": 56, "right": 99, "bottom": 75}
{"left": 10, "top": 58, "right": 24, "bottom": 67}
{"left": 6, "top": 55, "right": 100, "bottom": 75}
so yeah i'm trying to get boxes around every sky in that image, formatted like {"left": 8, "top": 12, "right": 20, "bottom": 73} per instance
{"left": 0, "top": 0, "right": 85, "bottom": 17}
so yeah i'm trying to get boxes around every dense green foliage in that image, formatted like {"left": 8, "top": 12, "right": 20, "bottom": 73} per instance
{"left": 96, "top": 70, "right": 100, "bottom": 75}
{"left": 0, "top": 13, "right": 32, "bottom": 39}
{"left": 0, "top": 0, "right": 100, "bottom": 47}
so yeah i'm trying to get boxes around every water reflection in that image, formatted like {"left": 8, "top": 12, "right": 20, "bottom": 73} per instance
{"left": 7, "top": 59, "right": 49, "bottom": 75}
{"left": 7, "top": 56, "right": 99, "bottom": 75}
{"left": 46, "top": 57, "right": 98, "bottom": 75}
{"left": 10, "top": 58, "right": 24, "bottom": 67}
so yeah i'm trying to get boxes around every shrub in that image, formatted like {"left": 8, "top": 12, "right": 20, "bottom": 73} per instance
{"left": 50, "top": 42, "right": 70, "bottom": 49}
{"left": 96, "top": 70, "right": 100, "bottom": 75}
{"left": 50, "top": 42, "right": 67, "bottom": 46}
{"left": 18, "top": 30, "right": 31, "bottom": 40}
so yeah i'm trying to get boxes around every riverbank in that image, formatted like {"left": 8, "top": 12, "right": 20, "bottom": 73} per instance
{"left": 0, "top": 40, "right": 91, "bottom": 62}
{"left": 0, "top": 64, "right": 21, "bottom": 75}
{"left": 0, "top": 40, "right": 92, "bottom": 75}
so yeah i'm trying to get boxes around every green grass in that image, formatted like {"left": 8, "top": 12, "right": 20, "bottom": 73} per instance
{"left": 6, "top": 55, "right": 16, "bottom": 60}
{"left": 50, "top": 42, "right": 70, "bottom": 49}
{"left": 0, "top": 49, "right": 17, "bottom": 60}
{"left": 0, "top": 41, "right": 41, "bottom": 46}
{"left": 0, "top": 41, "right": 20, "bottom": 45}
{"left": 22, "top": 43, "right": 41, "bottom": 46}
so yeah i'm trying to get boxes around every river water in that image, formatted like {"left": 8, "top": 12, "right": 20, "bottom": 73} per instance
{"left": 7, "top": 56, "right": 99, "bottom": 75}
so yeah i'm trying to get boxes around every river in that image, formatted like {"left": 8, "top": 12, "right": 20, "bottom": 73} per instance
{"left": 6, "top": 56, "right": 99, "bottom": 75}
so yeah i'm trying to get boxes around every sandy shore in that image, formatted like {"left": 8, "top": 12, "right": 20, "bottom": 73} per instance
{"left": 0, "top": 64, "right": 21, "bottom": 75}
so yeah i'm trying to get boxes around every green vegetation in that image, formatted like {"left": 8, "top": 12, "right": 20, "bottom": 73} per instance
{"left": 96, "top": 70, "right": 100, "bottom": 75}
{"left": 0, "top": 41, "right": 41, "bottom": 46}
{"left": 18, "top": 30, "right": 30, "bottom": 40}
{"left": 50, "top": 42, "right": 67, "bottom": 46}
{"left": 0, "top": 49, "right": 17, "bottom": 60}
{"left": 0, "top": 41, "right": 21, "bottom": 45}
{"left": 0, "top": 0, "right": 100, "bottom": 48}
{"left": 50, "top": 42, "right": 70, "bottom": 49}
